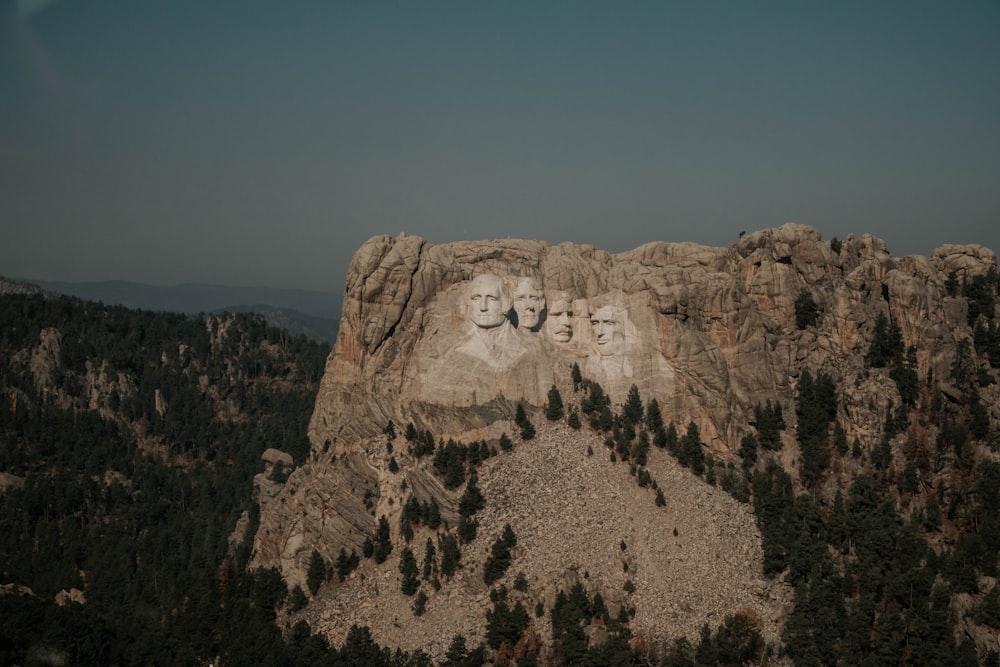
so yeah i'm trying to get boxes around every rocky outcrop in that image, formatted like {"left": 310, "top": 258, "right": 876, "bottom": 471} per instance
{"left": 302, "top": 226, "right": 994, "bottom": 457}
{"left": 251, "top": 224, "right": 998, "bottom": 655}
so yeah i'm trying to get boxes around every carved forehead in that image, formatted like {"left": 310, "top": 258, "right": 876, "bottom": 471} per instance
{"left": 512, "top": 277, "right": 543, "bottom": 296}
{"left": 468, "top": 274, "right": 506, "bottom": 296}
{"left": 590, "top": 305, "right": 619, "bottom": 321}
{"left": 547, "top": 291, "right": 572, "bottom": 312}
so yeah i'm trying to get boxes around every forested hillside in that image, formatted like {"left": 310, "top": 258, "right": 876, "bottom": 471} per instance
{"left": 0, "top": 293, "right": 374, "bottom": 664}
{"left": 3, "top": 262, "right": 1000, "bottom": 666}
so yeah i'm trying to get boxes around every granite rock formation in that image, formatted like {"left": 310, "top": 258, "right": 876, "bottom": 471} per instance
{"left": 251, "top": 223, "right": 999, "bottom": 654}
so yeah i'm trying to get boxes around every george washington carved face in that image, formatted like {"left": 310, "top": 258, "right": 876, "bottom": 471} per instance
{"left": 466, "top": 274, "right": 511, "bottom": 329}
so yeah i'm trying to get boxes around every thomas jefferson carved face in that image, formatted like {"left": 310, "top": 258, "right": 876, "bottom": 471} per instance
{"left": 545, "top": 294, "right": 574, "bottom": 343}
{"left": 512, "top": 278, "right": 545, "bottom": 330}
{"left": 590, "top": 305, "right": 625, "bottom": 356}
{"left": 467, "top": 274, "right": 510, "bottom": 329}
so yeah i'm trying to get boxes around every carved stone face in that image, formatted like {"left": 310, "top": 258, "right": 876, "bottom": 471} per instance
{"left": 467, "top": 275, "right": 509, "bottom": 329}
{"left": 512, "top": 278, "right": 545, "bottom": 330}
{"left": 546, "top": 297, "right": 573, "bottom": 343}
{"left": 590, "top": 306, "right": 625, "bottom": 356}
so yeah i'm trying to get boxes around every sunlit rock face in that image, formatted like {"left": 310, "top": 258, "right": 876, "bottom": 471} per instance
{"left": 252, "top": 223, "right": 998, "bottom": 617}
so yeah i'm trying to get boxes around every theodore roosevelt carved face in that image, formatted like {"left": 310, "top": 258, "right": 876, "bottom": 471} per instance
{"left": 512, "top": 277, "right": 545, "bottom": 331}
{"left": 545, "top": 291, "right": 574, "bottom": 343}
{"left": 466, "top": 274, "right": 511, "bottom": 329}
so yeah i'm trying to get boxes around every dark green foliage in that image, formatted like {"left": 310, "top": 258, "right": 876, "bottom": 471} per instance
{"left": 570, "top": 362, "right": 583, "bottom": 391}
{"left": 890, "top": 346, "right": 920, "bottom": 408}
{"left": 830, "top": 236, "right": 842, "bottom": 254}
{"left": 336, "top": 547, "right": 360, "bottom": 581}
{"left": 974, "top": 319, "right": 1000, "bottom": 367}
{"left": 307, "top": 548, "right": 326, "bottom": 595}
{"left": 622, "top": 384, "right": 644, "bottom": 428}
{"left": 720, "top": 465, "right": 751, "bottom": 503}
{"left": 457, "top": 515, "right": 478, "bottom": 544}
{"left": 499, "top": 432, "right": 513, "bottom": 451}
{"left": 6, "top": 289, "right": 1000, "bottom": 664}
{"left": 899, "top": 462, "right": 920, "bottom": 495}
{"left": 946, "top": 270, "right": 960, "bottom": 296}
{"left": 439, "top": 533, "right": 461, "bottom": 578}
{"left": 752, "top": 465, "right": 795, "bottom": 577}
{"left": 971, "top": 586, "right": 1000, "bottom": 627}
{"left": 434, "top": 438, "right": 467, "bottom": 489}
{"left": 442, "top": 634, "right": 485, "bottom": 667}
{"left": 866, "top": 311, "right": 904, "bottom": 369}
{"left": 871, "top": 438, "right": 892, "bottom": 470}
{"left": 288, "top": 584, "right": 308, "bottom": 611}
{"left": 0, "top": 294, "right": 439, "bottom": 665}
{"left": 795, "top": 290, "right": 820, "bottom": 329}
{"left": 374, "top": 515, "right": 393, "bottom": 564}
{"left": 485, "top": 591, "right": 529, "bottom": 651}
{"left": 567, "top": 407, "right": 581, "bottom": 430}
{"left": 655, "top": 488, "right": 666, "bottom": 507}
{"left": 515, "top": 402, "right": 536, "bottom": 440}
{"left": 970, "top": 389, "right": 991, "bottom": 440}
{"left": 965, "top": 268, "right": 998, "bottom": 326}
{"left": 754, "top": 400, "right": 785, "bottom": 450}
{"left": 739, "top": 433, "right": 758, "bottom": 469}
{"left": 422, "top": 538, "right": 436, "bottom": 580}
{"left": 677, "top": 421, "right": 705, "bottom": 475}
{"left": 459, "top": 471, "right": 486, "bottom": 517}
{"left": 399, "top": 547, "right": 419, "bottom": 596}
{"left": 833, "top": 422, "right": 848, "bottom": 455}
{"left": 548, "top": 581, "right": 639, "bottom": 664}
{"left": 483, "top": 525, "right": 517, "bottom": 585}
{"left": 545, "top": 384, "right": 564, "bottom": 421}
{"left": 632, "top": 430, "right": 650, "bottom": 466}
{"left": 424, "top": 497, "right": 442, "bottom": 530}
{"left": 645, "top": 397, "right": 664, "bottom": 433}
{"left": 796, "top": 369, "right": 837, "bottom": 486}
{"left": 661, "top": 421, "right": 679, "bottom": 456}
{"left": 580, "top": 380, "right": 612, "bottom": 431}
{"left": 697, "top": 612, "right": 765, "bottom": 667}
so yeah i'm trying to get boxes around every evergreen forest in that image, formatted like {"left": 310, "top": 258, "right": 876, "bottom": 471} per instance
{"left": 2, "top": 268, "right": 1000, "bottom": 665}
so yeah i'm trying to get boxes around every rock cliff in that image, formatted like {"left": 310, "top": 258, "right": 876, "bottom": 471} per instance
{"left": 251, "top": 223, "right": 999, "bottom": 655}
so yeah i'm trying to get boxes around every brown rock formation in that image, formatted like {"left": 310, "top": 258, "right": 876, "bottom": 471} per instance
{"left": 251, "top": 224, "right": 998, "bottom": 655}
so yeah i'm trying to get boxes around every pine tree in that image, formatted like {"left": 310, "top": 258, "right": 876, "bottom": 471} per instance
{"left": 567, "top": 407, "right": 581, "bottom": 430}
{"left": 306, "top": 548, "right": 326, "bottom": 595}
{"left": 545, "top": 385, "right": 564, "bottom": 421}
{"left": 399, "top": 547, "right": 419, "bottom": 595}
{"left": 516, "top": 403, "right": 536, "bottom": 440}
{"left": 623, "top": 384, "right": 644, "bottom": 427}
{"left": 374, "top": 515, "right": 392, "bottom": 564}
{"left": 422, "top": 537, "right": 436, "bottom": 580}
{"left": 794, "top": 290, "right": 820, "bottom": 329}
{"left": 439, "top": 533, "right": 461, "bottom": 578}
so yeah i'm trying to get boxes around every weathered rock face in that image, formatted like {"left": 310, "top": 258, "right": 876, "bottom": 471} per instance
{"left": 251, "top": 224, "right": 998, "bottom": 653}
{"left": 301, "top": 224, "right": 994, "bottom": 453}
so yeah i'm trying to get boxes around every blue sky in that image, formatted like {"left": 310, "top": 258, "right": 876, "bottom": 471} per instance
{"left": 2, "top": 1, "right": 998, "bottom": 291}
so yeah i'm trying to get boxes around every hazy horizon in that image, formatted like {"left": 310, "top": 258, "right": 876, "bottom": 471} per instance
{"left": 2, "top": 1, "right": 998, "bottom": 292}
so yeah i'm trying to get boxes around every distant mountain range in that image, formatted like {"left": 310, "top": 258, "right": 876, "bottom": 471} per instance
{"left": 2, "top": 277, "right": 341, "bottom": 343}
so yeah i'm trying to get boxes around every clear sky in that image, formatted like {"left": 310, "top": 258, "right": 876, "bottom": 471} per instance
{"left": 2, "top": 1, "right": 998, "bottom": 292}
